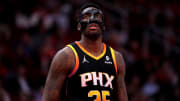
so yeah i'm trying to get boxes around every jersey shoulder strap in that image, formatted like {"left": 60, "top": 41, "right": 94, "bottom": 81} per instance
{"left": 109, "top": 47, "right": 118, "bottom": 74}
{"left": 66, "top": 43, "right": 79, "bottom": 78}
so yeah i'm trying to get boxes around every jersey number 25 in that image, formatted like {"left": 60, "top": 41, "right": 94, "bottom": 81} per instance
{"left": 88, "top": 90, "right": 110, "bottom": 101}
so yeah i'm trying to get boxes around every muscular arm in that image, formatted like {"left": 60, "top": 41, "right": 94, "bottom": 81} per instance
{"left": 42, "top": 47, "right": 75, "bottom": 101}
{"left": 113, "top": 51, "right": 128, "bottom": 101}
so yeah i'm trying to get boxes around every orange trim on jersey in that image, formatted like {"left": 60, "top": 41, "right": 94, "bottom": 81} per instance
{"left": 67, "top": 44, "right": 79, "bottom": 78}
{"left": 75, "top": 41, "right": 106, "bottom": 60}
{"left": 110, "top": 47, "right": 118, "bottom": 74}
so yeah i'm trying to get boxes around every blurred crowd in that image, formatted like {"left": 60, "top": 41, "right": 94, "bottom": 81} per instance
{"left": 0, "top": 0, "right": 180, "bottom": 101}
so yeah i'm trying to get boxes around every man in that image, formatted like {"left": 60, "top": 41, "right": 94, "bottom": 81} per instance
{"left": 42, "top": 2, "right": 128, "bottom": 101}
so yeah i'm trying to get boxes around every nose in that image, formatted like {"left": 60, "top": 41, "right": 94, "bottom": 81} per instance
{"left": 89, "top": 15, "right": 95, "bottom": 21}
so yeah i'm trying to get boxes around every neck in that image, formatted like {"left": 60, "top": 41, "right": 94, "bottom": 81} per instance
{"left": 79, "top": 35, "right": 103, "bottom": 54}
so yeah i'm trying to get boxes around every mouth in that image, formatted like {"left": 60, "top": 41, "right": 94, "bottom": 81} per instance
{"left": 88, "top": 23, "right": 99, "bottom": 30}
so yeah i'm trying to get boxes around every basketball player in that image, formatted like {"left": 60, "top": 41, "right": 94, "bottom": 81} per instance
{"left": 42, "top": 2, "right": 128, "bottom": 101}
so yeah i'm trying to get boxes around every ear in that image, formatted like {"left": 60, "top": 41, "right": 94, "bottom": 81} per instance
{"left": 77, "top": 23, "right": 81, "bottom": 31}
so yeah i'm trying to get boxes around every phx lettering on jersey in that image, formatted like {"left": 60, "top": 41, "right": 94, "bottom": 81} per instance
{"left": 80, "top": 72, "right": 114, "bottom": 89}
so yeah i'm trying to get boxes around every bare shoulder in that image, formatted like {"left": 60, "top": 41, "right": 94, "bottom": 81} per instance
{"left": 42, "top": 46, "right": 76, "bottom": 101}
{"left": 112, "top": 49, "right": 126, "bottom": 75}
{"left": 55, "top": 46, "right": 75, "bottom": 61}
{"left": 111, "top": 49, "right": 128, "bottom": 101}
{"left": 50, "top": 46, "right": 75, "bottom": 75}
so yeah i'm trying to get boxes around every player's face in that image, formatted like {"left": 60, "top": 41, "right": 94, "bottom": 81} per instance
{"left": 80, "top": 7, "right": 104, "bottom": 38}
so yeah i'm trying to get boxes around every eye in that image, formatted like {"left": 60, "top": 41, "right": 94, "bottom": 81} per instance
{"left": 82, "top": 13, "right": 91, "bottom": 20}
{"left": 95, "top": 13, "right": 102, "bottom": 20}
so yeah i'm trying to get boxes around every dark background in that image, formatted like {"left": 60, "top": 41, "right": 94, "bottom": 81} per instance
{"left": 0, "top": 0, "right": 179, "bottom": 101}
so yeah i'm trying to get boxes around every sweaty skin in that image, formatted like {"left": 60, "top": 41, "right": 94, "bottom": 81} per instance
{"left": 113, "top": 51, "right": 128, "bottom": 101}
{"left": 42, "top": 6, "right": 128, "bottom": 101}
{"left": 42, "top": 47, "right": 75, "bottom": 101}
